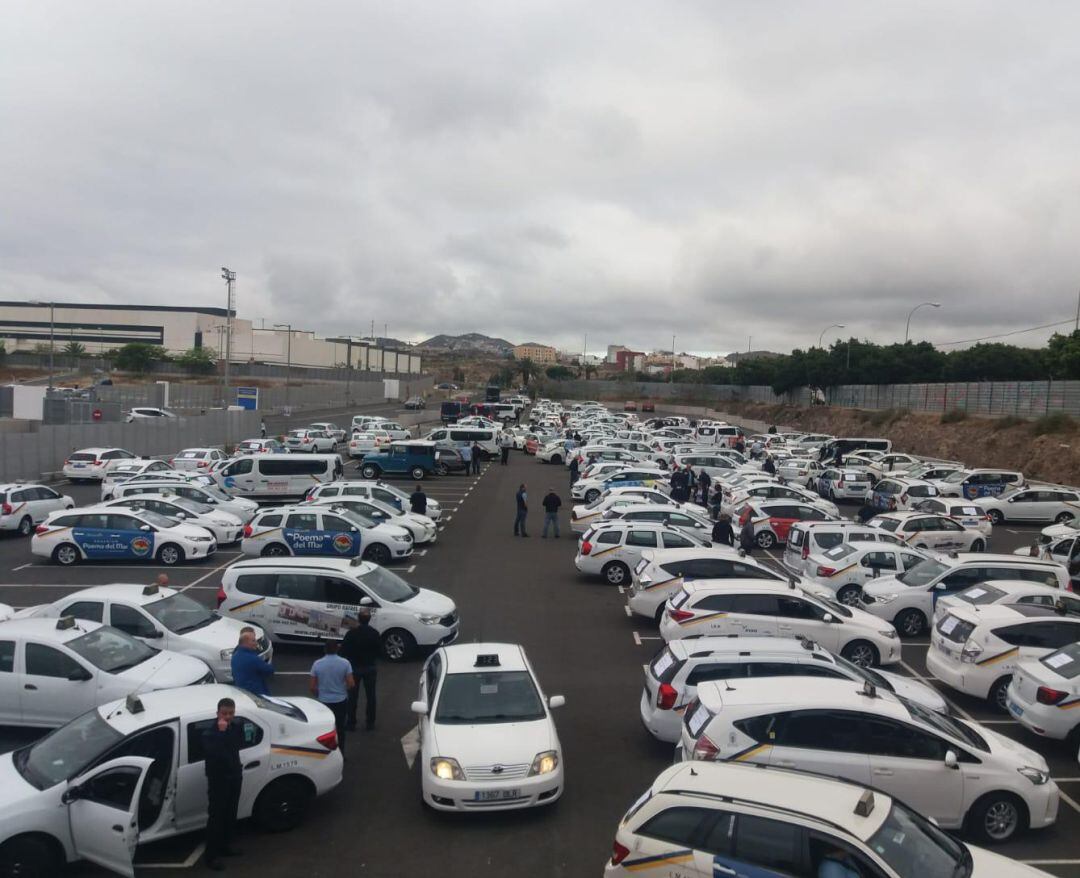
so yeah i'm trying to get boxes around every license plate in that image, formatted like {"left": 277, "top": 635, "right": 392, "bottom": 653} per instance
{"left": 73, "top": 464, "right": 86, "bottom": 468}
{"left": 1007, "top": 700, "right": 1024, "bottom": 718}
{"left": 474, "top": 788, "right": 520, "bottom": 801}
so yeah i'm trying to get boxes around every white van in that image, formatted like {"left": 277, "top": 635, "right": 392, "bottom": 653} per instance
{"left": 693, "top": 424, "right": 740, "bottom": 447}
{"left": 423, "top": 425, "right": 499, "bottom": 458}
{"left": 214, "top": 454, "right": 343, "bottom": 499}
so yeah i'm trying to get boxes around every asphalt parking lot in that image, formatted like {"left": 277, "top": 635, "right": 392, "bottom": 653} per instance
{"left": 1, "top": 414, "right": 1079, "bottom": 876}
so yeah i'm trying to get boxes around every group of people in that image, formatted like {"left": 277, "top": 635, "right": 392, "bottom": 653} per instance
{"left": 515, "top": 482, "right": 564, "bottom": 537}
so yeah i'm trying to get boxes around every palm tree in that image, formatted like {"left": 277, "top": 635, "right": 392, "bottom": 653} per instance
{"left": 518, "top": 357, "right": 536, "bottom": 387}
{"left": 583, "top": 363, "right": 598, "bottom": 381}
{"left": 62, "top": 341, "right": 86, "bottom": 356}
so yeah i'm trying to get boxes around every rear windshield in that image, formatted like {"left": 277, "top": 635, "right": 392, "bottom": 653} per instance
{"left": 649, "top": 646, "right": 684, "bottom": 684}
{"left": 177, "top": 451, "right": 205, "bottom": 459}
{"left": 813, "top": 532, "right": 845, "bottom": 550}
{"left": 69, "top": 453, "right": 97, "bottom": 461}
{"left": 936, "top": 614, "right": 976, "bottom": 644}
{"left": 955, "top": 584, "right": 1006, "bottom": 606}
{"left": 872, "top": 518, "right": 900, "bottom": 532}
{"left": 823, "top": 544, "right": 857, "bottom": 560}
{"left": 1041, "top": 643, "right": 1080, "bottom": 680}
{"left": 951, "top": 506, "right": 982, "bottom": 517}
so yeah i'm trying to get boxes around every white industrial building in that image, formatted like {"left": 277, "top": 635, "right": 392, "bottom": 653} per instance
{"left": 0, "top": 302, "right": 421, "bottom": 373}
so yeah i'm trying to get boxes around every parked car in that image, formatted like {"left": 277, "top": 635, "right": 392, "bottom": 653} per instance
{"left": 0, "top": 483, "right": 74, "bottom": 536}
{"left": 359, "top": 441, "right": 439, "bottom": 480}
{"left": 124, "top": 407, "right": 177, "bottom": 422}
{"left": 404, "top": 396, "right": 426, "bottom": 410}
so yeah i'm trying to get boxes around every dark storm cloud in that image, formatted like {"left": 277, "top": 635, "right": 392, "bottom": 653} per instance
{"left": 3, "top": 1, "right": 1080, "bottom": 355}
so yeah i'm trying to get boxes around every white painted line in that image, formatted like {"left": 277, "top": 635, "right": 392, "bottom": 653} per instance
{"left": 639, "top": 635, "right": 662, "bottom": 640}
{"left": 977, "top": 719, "right": 1019, "bottom": 725}
{"left": 1051, "top": 777, "right": 1080, "bottom": 783}
{"left": 1024, "top": 860, "right": 1080, "bottom": 866}
{"left": 438, "top": 526, "right": 445, "bottom": 532}
{"left": 633, "top": 631, "right": 642, "bottom": 646}
{"left": 445, "top": 515, "right": 453, "bottom": 522}
{"left": 901, "top": 659, "right": 977, "bottom": 722}
{"left": 900, "top": 641, "right": 930, "bottom": 647}
{"left": 406, "top": 565, "right": 416, "bottom": 573}
{"left": 617, "top": 585, "right": 624, "bottom": 594}
{"left": 179, "top": 556, "right": 240, "bottom": 593}
{"left": 401, "top": 725, "right": 421, "bottom": 769}
{"left": 624, "top": 605, "right": 631, "bottom": 617}
{"left": 139, "top": 841, "right": 206, "bottom": 869}
{"left": 10, "top": 563, "right": 33, "bottom": 572}
{"left": 1059, "top": 788, "right": 1080, "bottom": 815}
{"left": 418, "top": 549, "right": 428, "bottom": 556}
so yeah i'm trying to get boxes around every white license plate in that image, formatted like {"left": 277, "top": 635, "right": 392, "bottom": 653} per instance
{"left": 1007, "top": 700, "right": 1024, "bottom": 718}
{"left": 475, "top": 788, "right": 521, "bottom": 801}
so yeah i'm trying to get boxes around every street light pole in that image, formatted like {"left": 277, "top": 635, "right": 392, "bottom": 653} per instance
{"left": 904, "top": 302, "right": 941, "bottom": 342}
{"left": 29, "top": 301, "right": 55, "bottom": 390}
{"left": 220, "top": 268, "right": 236, "bottom": 407}
{"left": 818, "top": 323, "right": 845, "bottom": 348}
{"left": 274, "top": 324, "right": 292, "bottom": 412}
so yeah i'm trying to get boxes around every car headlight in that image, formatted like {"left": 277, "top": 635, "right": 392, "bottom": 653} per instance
{"left": 874, "top": 593, "right": 897, "bottom": 604}
{"left": 1018, "top": 766, "right": 1049, "bottom": 785}
{"left": 417, "top": 613, "right": 443, "bottom": 625}
{"left": 191, "top": 535, "right": 213, "bottom": 542}
{"left": 430, "top": 757, "right": 465, "bottom": 781}
{"left": 213, "top": 519, "right": 232, "bottom": 527}
{"left": 220, "top": 648, "right": 235, "bottom": 661}
{"left": 529, "top": 750, "right": 559, "bottom": 776}
{"left": 878, "top": 629, "right": 898, "bottom": 640}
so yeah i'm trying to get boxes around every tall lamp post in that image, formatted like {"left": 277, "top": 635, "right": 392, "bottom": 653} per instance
{"left": 904, "top": 302, "right": 940, "bottom": 342}
{"left": 220, "top": 268, "right": 236, "bottom": 407}
{"left": 29, "top": 301, "right": 55, "bottom": 390}
{"left": 818, "top": 323, "right": 845, "bottom": 348}
{"left": 273, "top": 324, "right": 292, "bottom": 412}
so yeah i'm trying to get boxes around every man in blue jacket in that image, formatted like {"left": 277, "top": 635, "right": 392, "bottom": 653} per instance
{"left": 230, "top": 628, "right": 274, "bottom": 695}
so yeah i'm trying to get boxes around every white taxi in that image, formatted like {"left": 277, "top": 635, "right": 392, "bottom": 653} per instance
{"left": 913, "top": 497, "right": 994, "bottom": 538}
{"left": 306, "top": 496, "right": 436, "bottom": 545}
{"left": 0, "top": 617, "right": 211, "bottom": 727}
{"left": 575, "top": 522, "right": 707, "bottom": 586}
{"left": 347, "top": 430, "right": 392, "bottom": 458}
{"left": 571, "top": 466, "right": 668, "bottom": 503}
{"left": 309, "top": 422, "right": 347, "bottom": 443}
{"left": 725, "top": 483, "right": 839, "bottom": 519}
{"left": 99, "top": 459, "right": 174, "bottom": 501}
{"left": 978, "top": 486, "right": 1080, "bottom": 525}
{"left": 570, "top": 487, "right": 695, "bottom": 534}
{"left": 659, "top": 581, "right": 901, "bottom": 667}
{"left": 927, "top": 602, "right": 1080, "bottom": 711}
{"left": 62, "top": 447, "right": 138, "bottom": 482}
{"left": 602, "top": 504, "right": 715, "bottom": 541}
{"left": 284, "top": 429, "right": 336, "bottom": 453}
{"left": 678, "top": 677, "right": 1058, "bottom": 844}
{"left": 815, "top": 466, "right": 873, "bottom": 501}
{"left": 1007, "top": 642, "right": 1080, "bottom": 743}
{"left": 736, "top": 500, "right": 839, "bottom": 549}
{"left": 104, "top": 495, "right": 243, "bottom": 544}
{"left": 240, "top": 504, "right": 412, "bottom": 565}
{"left": 868, "top": 510, "right": 987, "bottom": 552}
{"left": 15, "top": 582, "right": 271, "bottom": 682}
{"left": 110, "top": 479, "right": 259, "bottom": 522}
{"left": 775, "top": 455, "right": 825, "bottom": 487}
{"left": 412, "top": 643, "right": 564, "bottom": 811}
{"left": 869, "top": 477, "right": 940, "bottom": 512}
{"left": 0, "top": 684, "right": 342, "bottom": 877}
{"left": 934, "top": 580, "right": 1079, "bottom": 624}
{"left": 168, "top": 447, "right": 227, "bottom": 472}
{"left": 306, "top": 479, "right": 443, "bottom": 521}
{"left": 805, "top": 540, "right": 935, "bottom": 606}
{"left": 0, "top": 483, "right": 74, "bottom": 536}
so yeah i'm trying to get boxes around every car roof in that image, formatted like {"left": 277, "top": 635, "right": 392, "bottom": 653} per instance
{"left": 228, "top": 556, "right": 374, "bottom": 575}
{"left": 0, "top": 482, "right": 46, "bottom": 491}
{"left": 668, "top": 635, "right": 827, "bottom": 661}
{"left": 643, "top": 546, "right": 744, "bottom": 563}
{"left": 0, "top": 616, "right": 105, "bottom": 641}
{"left": 48, "top": 583, "right": 180, "bottom": 605}
{"left": 98, "top": 684, "right": 266, "bottom": 735}
{"left": 617, "top": 503, "right": 705, "bottom": 515}
{"left": 440, "top": 642, "right": 528, "bottom": 674}
{"left": 696, "top": 675, "right": 904, "bottom": 713}
{"left": 944, "top": 602, "right": 1061, "bottom": 624}
{"left": 72, "top": 447, "right": 123, "bottom": 454}
{"left": 950, "top": 552, "right": 1062, "bottom": 566}
{"left": 683, "top": 580, "right": 798, "bottom": 597}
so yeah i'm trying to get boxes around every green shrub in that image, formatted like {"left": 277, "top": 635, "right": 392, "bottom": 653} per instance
{"left": 940, "top": 409, "right": 967, "bottom": 424}
{"left": 1031, "top": 412, "right": 1074, "bottom": 436}
{"left": 991, "top": 415, "right": 1025, "bottom": 431}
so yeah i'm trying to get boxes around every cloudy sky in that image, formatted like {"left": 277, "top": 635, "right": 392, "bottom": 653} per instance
{"left": 3, "top": 1, "right": 1080, "bottom": 356}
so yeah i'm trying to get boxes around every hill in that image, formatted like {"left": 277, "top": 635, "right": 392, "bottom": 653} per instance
{"left": 416, "top": 332, "right": 515, "bottom": 355}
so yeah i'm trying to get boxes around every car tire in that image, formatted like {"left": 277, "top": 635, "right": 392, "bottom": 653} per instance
{"left": 754, "top": 531, "right": 776, "bottom": 550}
{"left": 361, "top": 464, "right": 380, "bottom": 479}
{"left": 157, "top": 543, "right": 184, "bottom": 566}
{"left": 435, "top": 463, "right": 448, "bottom": 476}
{"left": 965, "top": 792, "right": 1027, "bottom": 844}
{"left": 0, "top": 835, "right": 62, "bottom": 878}
{"left": 988, "top": 676, "right": 1012, "bottom": 713}
{"left": 585, "top": 489, "right": 600, "bottom": 503}
{"left": 970, "top": 538, "right": 986, "bottom": 552}
{"left": 52, "top": 543, "right": 80, "bottom": 566}
{"left": 363, "top": 543, "right": 392, "bottom": 565}
{"left": 836, "top": 584, "right": 861, "bottom": 606}
{"left": 840, "top": 640, "right": 879, "bottom": 667}
{"left": 382, "top": 628, "right": 416, "bottom": 662}
{"left": 1056, "top": 511, "right": 1076, "bottom": 524}
{"left": 17, "top": 516, "right": 33, "bottom": 537}
{"left": 894, "top": 608, "right": 926, "bottom": 637}
{"left": 550, "top": 454, "right": 563, "bottom": 465}
{"left": 261, "top": 544, "right": 289, "bottom": 557}
{"left": 410, "top": 466, "right": 427, "bottom": 480}
{"left": 988, "top": 509, "right": 1005, "bottom": 526}
{"left": 254, "top": 777, "right": 315, "bottom": 833}
{"left": 602, "top": 561, "right": 630, "bottom": 586}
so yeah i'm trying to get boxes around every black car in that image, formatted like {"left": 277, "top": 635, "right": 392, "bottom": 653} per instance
{"left": 404, "top": 396, "right": 426, "bottom": 410}
{"left": 434, "top": 445, "right": 469, "bottom": 475}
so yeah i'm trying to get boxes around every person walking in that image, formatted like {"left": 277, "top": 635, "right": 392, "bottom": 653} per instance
{"left": 230, "top": 628, "right": 274, "bottom": 696}
{"left": 310, "top": 641, "right": 355, "bottom": 756}
{"left": 712, "top": 513, "right": 735, "bottom": 547}
{"left": 514, "top": 483, "right": 529, "bottom": 536}
{"left": 470, "top": 440, "right": 481, "bottom": 473}
{"left": 340, "top": 611, "right": 380, "bottom": 731}
{"left": 410, "top": 484, "right": 427, "bottom": 516}
{"left": 460, "top": 442, "right": 472, "bottom": 475}
{"left": 541, "top": 487, "right": 562, "bottom": 538}
{"left": 260, "top": 420, "right": 267, "bottom": 439}
{"left": 568, "top": 455, "right": 580, "bottom": 486}
{"left": 500, "top": 429, "right": 513, "bottom": 465}
{"left": 739, "top": 515, "right": 756, "bottom": 553}
{"left": 202, "top": 697, "right": 244, "bottom": 871}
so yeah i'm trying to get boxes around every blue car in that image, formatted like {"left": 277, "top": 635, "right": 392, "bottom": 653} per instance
{"left": 359, "top": 441, "right": 438, "bottom": 480}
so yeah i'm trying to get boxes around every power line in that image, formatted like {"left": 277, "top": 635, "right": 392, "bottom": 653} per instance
{"left": 934, "top": 318, "right": 1075, "bottom": 347}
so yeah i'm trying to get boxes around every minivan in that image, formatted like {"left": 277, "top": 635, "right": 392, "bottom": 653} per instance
{"left": 214, "top": 454, "right": 343, "bottom": 499}
{"left": 822, "top": 437, "right": 893, "bottom": 460}
{"left": 424, "top": 426, "right": 498, "bottom": 458}
{"left": 439, "top": 400, "right": 463, "bottom": 423}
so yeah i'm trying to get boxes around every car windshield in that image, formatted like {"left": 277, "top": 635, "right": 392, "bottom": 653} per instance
{"left": 144, "top": 593, "right": 216, "bottom": 633}
{"left": 68, "top": 627, "right": 157, "bottom": 673}
{"left": 815, "top": 595, "right": 853, "bottom": 618}
{"left": 900, "top": 696, "right": 988, "bottom": 752}
{"left": 202, "top": 486, "right": 233, "bottom": 502}
{"left": 338, "top": 506, "right": 377, "bottom": 528}
{"left": 435, "top": 670, "right": 546, "bottom": 724}
{"left": 898, "top": 558, "right": 950, "bottom": 587}
{"left": 867, "top": 799, "right": 969, "bottom": 877}
{"left": 13, "top": 709, "right": 123, "bottom": 789}
{"left": 832, "top": 653, "right": 890, "bottom": 690}
{"left": 943, "top": 470, "right": 969, "bottom": 483}
{"left": 357, "top": 565, "right": 418, "bottom": 603}
{"left": 174, "top": 498, "right": 214, "bottom": 515}
{"left": 139, "top": 510, "right": 181, "bottom": 529}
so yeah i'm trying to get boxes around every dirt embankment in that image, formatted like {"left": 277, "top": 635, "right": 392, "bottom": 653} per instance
{"left": 721, "top": 402, "right": 1080, "bottom": 487}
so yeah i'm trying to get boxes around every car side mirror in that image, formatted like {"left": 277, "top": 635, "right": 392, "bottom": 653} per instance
{"left": 146, "top": 629, "right": 164, "bottom": 639}
{"left": 822, "top": 613, "right": 834, "bottom": 623}
{"left": 140, "top": 524, "right": 151, "bottom": 531}
{"left": 175, "top": 512, "right": 186, "bottom": 519}
{"left": 944, "top": 750, "right": 958, "bottom": 769}
{"left": 410, "top": 700, "right": 429, "bottom": 716}
{"left": 68, "top": 667, "right": 92, "bottom": 681}
{"left": 359, "top": 596, "right": 374, "bottom": 607}
{"left": 548, "top": 695, "right": 566, "bottom": 709}
{"left": 934, "top": 582, "right": 947, "bottom": 590}
{"left": 350, "top": 527, "right": 359, "bottom": 532}
{"left": 61, "top": 785, "right": 82, "bottom": 804}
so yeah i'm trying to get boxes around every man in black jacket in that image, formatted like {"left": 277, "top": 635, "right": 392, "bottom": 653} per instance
{"left": 541, "top": 487, "right": 562, "bottom": 538}
{"left": 712, "top": 513, "right": 735, "bottom": 547}
{"left": 340, "top": 610, "right": 380, "bottom": 730}
{"left": 514, "top": 483, "right": 529, "bottom": 536}
{"left": 203, "top": 698, "right": 245, "bottom": 871}
{"left": 410, "top": 484, "right": 427, "bottom": 516}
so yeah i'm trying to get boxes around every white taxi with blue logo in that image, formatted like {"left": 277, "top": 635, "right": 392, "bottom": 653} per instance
{"left": 412, "top": 643, "right": 565, "bottom": 811}
{"left": 31, "top": 505, "right": 217, "bottom": 566}
{"left": 240, "top": 504, "right": 412, "bottom": 565}
{"left": 103, "top": 495, "right": 243, "bottom": 544}
{"left": 571, "top": 465, "right": 668, "bottom": 503}
{"left": 306, "top": 496, "right": 436, "bottom": 545}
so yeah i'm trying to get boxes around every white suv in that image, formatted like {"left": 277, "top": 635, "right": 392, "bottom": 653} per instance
{"left": 575, "top": 522, "right": 707, "bottom": 586}
{"left": 0, "top": 483, "right": 73, "bottom": 536}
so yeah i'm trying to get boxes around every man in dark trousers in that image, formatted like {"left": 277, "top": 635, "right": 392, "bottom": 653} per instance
{"left": 340, "top": 610, "right": 380, "bottom": 731}
{"left": 410, "top": 484, "right": 427, "bottom": 516}
{"left": 568, "top": 455, "right": 580, "bottom": 486}
{"left": 514, "top": 483, "right": 529, "bottom": 536}
{"left": 471, "top": 441, "right": 482, "bottom": 474}
{"left": 712, "top": 513, "right": 735, "bottom": 546}
{"left": 310, "top": 641, "right": 354, "bottom": 756}
{"left": 739, "top": 516, "right": 756, "bottom": 553}
{"left": 697, "top": 469, "right": 711, "bottom": 505}
{"left": 541, "top": 487, "right": 562, "bottom": 538}
{"left": 202, "top": 697, "right": 244, "bottom": 871}
{"left": 763, "top": 455, "right": 777, "bottom": 476}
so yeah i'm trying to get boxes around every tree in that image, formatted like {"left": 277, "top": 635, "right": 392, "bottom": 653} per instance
{"left": 518, "top": 357, "right": 536, "bottom": 386}
{"left": 1045, "top": 331, "right": 1080, "bottom": 379}
{"left": 176, "top": 346, "right": 217, "bottom": 374}
{"left": 583, "top": 363, "right": 598, "bottom": 380}
{"left": 545, "top": 364, "right": 575, "bottom": 380}
{"left": 62, "top": 341, "right": 86, "bottom": 356}
{"left": 115, "top": 343, "right": 168, "bottom": 373}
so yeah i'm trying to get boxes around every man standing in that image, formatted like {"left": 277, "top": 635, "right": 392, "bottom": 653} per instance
{"left": 310, "top": 641, "right": 355, "bottom": 756}
{"left": 697, "top": 469, "right": 711, "bottom": 505}
{"left": 712, "top": 513, "right": 735, "bottom": 547}
{"left": 541, "top": 487, "right": 562, "bottom": 538}
{"left": 202, "top": 697, "right": 244, "bottom": 871}
{"left": 260, "top": 420, "right": 267, "bottom": 439}
{"left": 514, "top": 483, "right": 529, "bottom": 537}
{"left": 460, "top": 442, "right": 472, "bottom": 475}
{"left": 340, "top": 611, "right": 380, "bottom": 731}
{"left": 500, "top": 429, "right": 513, "bottom": 465}
{"left": 739, "top": 516, "right": 756, "bottom": 553}
{"left": 568, "top": 455, "right": 580, "bottom": 486}
{"left": 763, "top": 455, "right": 776, "bottom": 476}
{"left": 410, "top": 484, "right": 427, "bottom": 516}
{"left": 471, "top": 440, "right": 482, "bottom": 474}
{"left": 230, "top": 628, "right": 273, "bottom": 695}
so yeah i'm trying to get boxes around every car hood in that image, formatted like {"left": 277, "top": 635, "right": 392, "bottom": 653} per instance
{"left": 980, "top": 725, "right": 1049, "bottom": 772}
{"left": 429, "top": 717, "right": 555, "bottom": 764}
{"left": 862, "top": 575, "right": 906, "bottom": 596}
{"left": 0, "top": 753, "right": 43, "bottom": 813}
{"left": 369, "top": 523, "right": 412, "bottom": 540}
{"left": 164, "top": 522, "right": 217, "bottom": 540}
{"left": 201, "top": 510, "right": 243, "bottom": 527}
{"left": 403, "top": 513, "right": 436, "bottom": 529}
{"left": 968, "top": 845, "right": 1052, "bottom": 876}
{"left": 119, "top": 650, "right": 209, "bottom": 690}
{"left": 875, "top": 669, "right": 949, "bottom": 713}
{"left": 403, "top": 588, "right": 455, "bottom": 616}
{"left": 177, "top": 616, "right": 259, "bottom": 652}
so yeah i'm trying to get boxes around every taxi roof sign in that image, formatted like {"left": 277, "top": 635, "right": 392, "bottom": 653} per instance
{"left": 56, "top": 615, "right": 77, "bottom": 630}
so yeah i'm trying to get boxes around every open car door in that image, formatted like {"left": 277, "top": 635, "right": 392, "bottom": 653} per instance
{"left": 66, "top": 756, "right": 154, "bottom": 878}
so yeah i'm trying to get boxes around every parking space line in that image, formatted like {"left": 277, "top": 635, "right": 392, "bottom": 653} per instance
{"left": 406, "top": 565, "right": 416, "bottom": 573}
{"left": 624, "top": 605, "right": 631, "bottom": 617}
{"left": 633, "top": 631, "right": 642, "bottom": 646}
{"left": 10, "top": 563, "right": 31, "bottom": 572}
{"left": 901, "top": 659, "right": 978, "bottom": 721}
{"left": 1059, "top": 788, "right": 1080, "bottom": 815}
{"left": 1023, "top": 860, "right": 1080, "bottom": 866}
{"left": 179, "top": 556, "right": 239, "bottom": 593}
{"left": 418, "top": 549, "right": 428, "bottom": 556}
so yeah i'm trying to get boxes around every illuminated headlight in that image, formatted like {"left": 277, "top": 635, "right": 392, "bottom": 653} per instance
{"left": 1018, "top": 766, "right": 1049, "bottom": 785}
{"left": 873, "top": 593, "right": 898, "bottom": 604}
{"left": 528, "top": 751, "right": 559, "bottom": 776}
{"left": 878, "top": 629, "right": 898, "bottom": 640}
{"left": 219, "top": 648, "right": 235, "bottom": 661}
{"left": 430, "top": 757, "right": 464, "bottom": 780}
{"left": 417, "top": 614, "right": 443, "bottom": 625}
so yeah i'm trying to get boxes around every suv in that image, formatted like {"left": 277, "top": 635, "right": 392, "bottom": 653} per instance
{"left": 359, "top": 440, "right": 439, "bottom": 480}
{"left": 783, "top": 521, "right": 903, "bottom": 575}
{"left": 575, "top": 522, "right": 708, "bottom": 585}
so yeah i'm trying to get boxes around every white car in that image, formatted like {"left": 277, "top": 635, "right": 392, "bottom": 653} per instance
{"left": 805, "top": 540, "right": 935, "bottom": 606}
{"left": 14, "top": 582, "right": 272, "bottom": 682}
{"left": 725, "top": 483, "right": 839, "bottom": 519}
{"left": 240, "top": 504, "right": 412, "bottom": 565}
{"left": 934, "top": 579, "right": 1080, "bottom": 624}
{"left": 659, "top": 581, "right": 901, "bottom": 666}
{"left": 284, "top": 429, "right": 336, "bottom": 453}
{"left": 411, "top": 643, "right": 564, "bottom": 811}
{"left": 776, "top": 455, "right": 825, "bottom": 487}
{"left": 783, "top": 521, "right": 906, "bottom": 575}
{"left": 0, "top": 617, "right": 211, "bottom": 727}
{"left": 867, "top": 510, "right": 988, "bottom": 553}
{"left": 379, "top": 421, "right": 411, "bottom": 441}
{"left": 306, "top": 479, "right": 443, "bottom": 521}
{"left": 601, "top": 503, "right": 716, "bottom": 541}
{"left": 347, "top": 430, "right": 392, "bottom": 457}
{"left": 575, "top": 522, "right": 707, "bottom": 585}
{"left": 32, "top": 505, "right": 218, "bottom": 566}
{"left": 571, "top": 466, "right": 668, "bottom": 502}
{"left": 913, "top": 497, "right": 994, "bottom": 538}
{"left": 99, "top": 459, "right": 175, "bottom": 500}
{"left": 220, "top": 557, "right": 457, "bottom": 661}
{"left": 109, "top": 479, "right": 259, "bottom": 522}
{"left": 868, "top": 476, "right": 941, "bottom": 512}
{"left": 0, "top": 685, "right": 342, "bottom": 876}
{"left": 978, "top": 486, "right": 1080, "bottom": 525}
{"left": 104, "top": 495, "right": 244, "bottom": 544}
{"left": 606, "top": 761, "right": 1045, "bottom": 877}
{"left": 640, "top": 635, "right": 945, "bottom": 743}
{"left": 815, "top": 466, "right": 873, "bottom": 501}
{"left": 678, "top": 677, "right": 1058, "bottom": 844}
{"left": 309, "top": 422, "right": 346, "bottom": 443}
{"left": 735, "top": 500, "right": 839, "bottom": 550}
{"left": 927, "top": 602, "right": 1080, "bottom": 710}
{"left": 859, "top": 554, "right": 1070, "bottom": 637}
{"left": 169, "top": 447, "right": 227, "bottom": 472}
{"left": 62, "top": 447, "right": 138, "bottom": 482}
{"left": 124, "top": 406, "right": 177, "bottom": 422}
{"left": 307, "top": 496, "right": 437, "bottom": 545}
{"left": 537, "top": 440, "right": 571, "bottom": 464}
{"left": 1007, "top": 642, "right": 1080, "bottom": 743}
{"left": 236, "top": 438, "right": 285, "bottom": 455}
{"left": 571, "top": 489, "right": 699, "bottom": 535}
{"left": 0, "top": 483, "right": 74, "bottom": 535}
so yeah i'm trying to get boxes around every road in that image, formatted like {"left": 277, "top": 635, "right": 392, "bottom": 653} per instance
{"left": 0, "top": 413, "right": 1078, "bottom": 876}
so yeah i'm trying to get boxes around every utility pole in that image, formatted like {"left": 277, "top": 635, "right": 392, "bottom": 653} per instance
{"left": 29, "top": 301, "right": 55, "bottom": 390}
{"left": 671, "top": 335, "right": 676, "bottom": 382}
{"left": 274, "top": 324, "right": 292, "bottom": 412}
{"left": 1074, "top": 288, "right": 1079, "bottom": 333}
{"left": 220, "top": 268, "right": 236, "bottom": 407}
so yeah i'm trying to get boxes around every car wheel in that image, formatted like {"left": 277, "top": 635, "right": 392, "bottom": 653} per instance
{"left": 254, "top": 777, "right": 315, "bottom": 833}
{"left": 969, "top": 538, "right": 986, "bottom": 552}
{"left": 157, "top": 543, "right": 184, "bottom": 566}
{"left": 410, "top": 466, "right": 427, "bottom": 480}
{"left": 52, "top": 543, "right": 80, "bottom": 566}
{"left": 894, "top": 608, "right": 926, "bottom": 637}
{"left": 435, "top": 463, "right": 448, "bottom": 476}
{"left": 840, "top": 640, "right": 880, "bottom": 668}
{"left": 602, "top": 561, "right": 630, "bottom": 585}
{"left": 585, "top": 489, "right": 600, "bottom": 503}
{"left": 363, "top": 543, "right": 392, "bottom": 565}
{"left": 836, "top": 584, "right": 861, "bottom": 606}
{"left": 988, "top": 676, "right": 1012, "bottom": 713}
{"left": 965, "top": 792, "right": 1026, "bottom": 844}
{"left": 360, "top": 464, "right": 380, "bottom": 479}
{"left": 550, "top": 454, "right": 562, "bottom": 465}
{"left": 17, "top": 516, "right": 33, "bottom": 537}
{"left": 1056, "top": 511, "right": 1076, "bottom": 524}
{"left": 261, "top": 544, "right": 289, "bottom": 557}
{"left": 988, "top": 509, "right": 1004, "bottom": 525}
{"left": 382, "top": 628, "right": 416, "bottom": 662}
{"left": 0, "top": 835, "right": 62, "bottom": 878}
{"left": 754, "top": 531, "right": 776, "bottom": 550}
